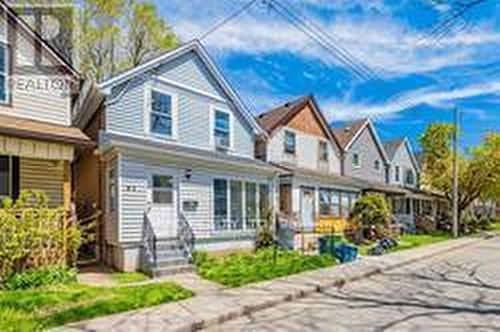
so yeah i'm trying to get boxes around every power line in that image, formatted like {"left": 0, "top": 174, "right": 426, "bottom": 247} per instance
{"left": 197, "top": 0, "right": 258, "bottom": 41}
{"left": 264, "top": 0, "right": 374, "bottom": 81}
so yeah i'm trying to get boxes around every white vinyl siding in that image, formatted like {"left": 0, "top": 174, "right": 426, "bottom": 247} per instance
{"left": 106, "top": 51, "right": 255, "bottom": 158}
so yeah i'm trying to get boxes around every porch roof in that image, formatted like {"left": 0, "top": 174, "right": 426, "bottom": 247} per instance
{"left": 0, "top": 114, "right": 92, "bottom": 146}
{"left": 272, "top": 163, "right": 365, "bottom": 190}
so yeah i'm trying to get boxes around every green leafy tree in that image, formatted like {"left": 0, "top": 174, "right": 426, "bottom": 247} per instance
{"left": 420, "top": 124, "right": 500, "bottom": 223}
{"left": 350, "top": 194, "right": 392, "bottom": 229}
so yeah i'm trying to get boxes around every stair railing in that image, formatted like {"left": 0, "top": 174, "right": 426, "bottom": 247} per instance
{"left": 178, "top": 213, "right": 195, "bottom": 261}
{"left": 141, "top": 207, "right": 157, "bottom": 269}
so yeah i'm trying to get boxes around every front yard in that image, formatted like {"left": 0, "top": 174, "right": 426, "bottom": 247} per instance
{"left": 194, "top": 248, "right": 335, "bottom": 287}
{"left": 357, "top": 232, "right": 453, "bottom": 256}
{"left": 0, "top": 281, "right": 193, "bottom": 331}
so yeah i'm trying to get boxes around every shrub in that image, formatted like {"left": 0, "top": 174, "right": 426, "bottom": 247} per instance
{"left": 255, "top": 208, "right": 275, "bottom": 250}
{"left": 3, "top": 267, "right": 77, "bottom": 290}
{"left": 350, "top": 194, "right": 392, "bottom": 240}
{"left": 0, "top": 191, "right": 82, "bottom": 282}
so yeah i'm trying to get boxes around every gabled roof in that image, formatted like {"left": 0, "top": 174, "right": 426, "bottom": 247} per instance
{"left": 331, "top": 118, "right": 389, "bottom": 163}
{"left": 257, "top": 95, "right": 341, "bottom": 150}
{"left": 384, "top": 137, "right": 420, "bottom": 172}
{"left": 98, "top": 40, "right": 264, "bottom": 136}
{"left": 331, "top": 118, "right": 368, "bottom": 150}
{"left": 383, "top": 138, "right": 405, "bottom": 161}
{"left": 0, "top": 1, "right": 79, "bottom": 77}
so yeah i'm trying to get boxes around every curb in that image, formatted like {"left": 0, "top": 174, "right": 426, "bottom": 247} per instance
{"left": 186, "top": 236, "right": 486, "bottom": 331}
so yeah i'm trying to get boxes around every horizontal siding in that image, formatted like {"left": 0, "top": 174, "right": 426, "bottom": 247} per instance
{"left": 118, "top": 153, "right": 274, "bottom": 243}
{"left": 0, "top": 15, "right": 71, "bottom": 126}
{"left": 388, "top": 144, "right": 418, "bottom": 187}
{"left": 106, "top": 51, "right": 256, "bottom": 158}
{"left": 20, "top": 158, "right": 64, "bottom": 206}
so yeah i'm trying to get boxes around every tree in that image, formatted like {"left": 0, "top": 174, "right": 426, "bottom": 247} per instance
{"left": 420, "top": 124, "right": 500, "bottom": 225}
{"left": 122, "top": 0, "right": 178, "bottom": 68}
{"left": 78, "top": 0, "right": 178, "bottom": 81}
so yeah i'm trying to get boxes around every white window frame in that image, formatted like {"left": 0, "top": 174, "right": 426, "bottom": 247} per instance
{"left": 352, "top": 153, "right": 361, "bottom": 168}
{"left": 210, "top": 106, "right": 233, "bottom": 150}
{"left": 0, "top": 42, "right": 9, "bottom": 104}
{"left": 151, "top": 174, "right": 175, "bottom": 206}
{"left": 144, "top": 84, "right": 178, "bottom": 140}
{"left": 283, "top": 129, "right": 297, "bottom": 155}
{"left": 318, "top": 140, "right": 329, "bottom": 162}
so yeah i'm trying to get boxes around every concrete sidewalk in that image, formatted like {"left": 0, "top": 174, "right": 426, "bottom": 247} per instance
{"left": 63, "top": 236, "right": 485, "bottom": 332}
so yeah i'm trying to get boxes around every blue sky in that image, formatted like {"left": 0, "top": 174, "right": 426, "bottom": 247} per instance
{"left": 155, "top": 0, "right": 500, "bottom": 151}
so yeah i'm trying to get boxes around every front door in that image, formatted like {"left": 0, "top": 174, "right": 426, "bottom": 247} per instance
{"left": 301, "top": 187, "right": 315, "bottom": 231}
{"left": 149, "top": 174, "right": 177, "bottom": 238}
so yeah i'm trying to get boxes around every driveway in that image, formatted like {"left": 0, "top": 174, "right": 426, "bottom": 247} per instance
{"left": 209, "top": 236, "right": 500, "bottom": 331}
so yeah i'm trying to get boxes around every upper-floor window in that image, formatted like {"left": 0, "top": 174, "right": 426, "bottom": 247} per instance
{"left": 284, "top": 130, "right": 296, "bottom": 154}
{"left": 352, "top": 153, "right": 360, "bottom": 167}
{"left": 405, "top": 169, "right": 415, "bottom": 185}
{"left": 214, "top": 109, "right": 231, "bottom": 149}
{"left": 0, "top": 43, "right": 9, "bottom": 103}
{"left": 374, "top": 160, "right": 380, "bottom": 170}
{"left": 318, "top": 141, "right": 328, "bottom": 162}
{"left": 395, "top": 166, "right": 400, "bottom": 182}
{"left": 150, "top": 90, "right": 173, "bottom": 136}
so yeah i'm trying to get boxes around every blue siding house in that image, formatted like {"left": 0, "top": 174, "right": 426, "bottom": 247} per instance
{"left": 81, "top": 41, "right": 279, "bottom": 274}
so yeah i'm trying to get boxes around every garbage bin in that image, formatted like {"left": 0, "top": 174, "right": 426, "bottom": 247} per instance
{"left": 318, "top": 235, "right": 343, "bottom": 256}
{"left": 335, "top": 244, "right": 359, "bottom": 263}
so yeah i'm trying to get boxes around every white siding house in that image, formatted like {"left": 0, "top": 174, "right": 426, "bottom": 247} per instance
{"left": 95, "top": 41, "right": 279, "bottom": 273}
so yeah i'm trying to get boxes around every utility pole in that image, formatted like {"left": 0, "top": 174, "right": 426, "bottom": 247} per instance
{"left": 452, "top": 106, "right": 459, "bottom": 238}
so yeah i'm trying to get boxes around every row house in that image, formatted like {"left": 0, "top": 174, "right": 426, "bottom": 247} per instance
{"left": 74, "top": 41, "right": 279, "bottom": 274}
{"left": 256, "top": 96, "right": 363, "bottom": 240}
{"left": 0, "top": 2, "right": 90, "bottom": 210}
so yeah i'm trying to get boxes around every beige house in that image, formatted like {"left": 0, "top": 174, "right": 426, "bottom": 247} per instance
{"left": 0, "top": 2, "right": 91, "bottom": 209}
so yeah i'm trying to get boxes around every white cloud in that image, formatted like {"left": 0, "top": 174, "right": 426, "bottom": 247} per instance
{"left": 320, "top": 81, "right": 500, "bottom": 121}
{"left": 169, "top": 3, "right": 499, "bottom": 79}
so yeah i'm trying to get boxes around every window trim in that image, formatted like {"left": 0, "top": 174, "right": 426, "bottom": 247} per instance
{"left": 352, "top": 153, "right": 361, "bottom": 168}
{"left": 210, "top": 106, "right": 233, "bottom": 150}
{"left": 144, "top": 85, "right": 178, "bottom": 139}
{"left": 0, "top": 42, "right": 10, "bottom": 105}
{"left": 318, "top": 140, "right": 329, "bottom": 162}
{"left": 283, "top": 129, "right": 297, "bottom": 155}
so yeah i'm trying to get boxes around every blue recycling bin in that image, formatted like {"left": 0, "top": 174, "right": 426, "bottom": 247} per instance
{"left": 318, "top": 235, "right": 343, "bottom": 256}
{"left": 335, "top": 244, "right": 358, "bottom": 263}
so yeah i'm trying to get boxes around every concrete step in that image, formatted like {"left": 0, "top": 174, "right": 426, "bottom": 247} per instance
{"left": 151, "top": 264, "right": 195, "bottom": 278}
{"left": 155, "top": 239, "right": 185, "bottom": 252}
{"left": 156, "top": 256, "right": 190, "bottom": 268}
{"left": 155, "top": 249, "right": 187, "bottom": 260}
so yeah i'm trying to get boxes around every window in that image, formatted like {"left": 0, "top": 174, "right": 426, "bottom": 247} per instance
{"left": 395, "top": 166, "right": 400, "bottom": 182}
{"left": 319, "top": 189, "right": 331, "bottom": 215}
{"left": 374, "top": 160, "right": 380, "bottom": 170}
{"left": 245, "top": 182, "right": 257, "bottom": 229}
{"left": 331, "top": 191, "right": 341, "bottom": 217}
{"left": 214, "top": 179, "right": 228, "bottom": 230}
{"left": 352, "top": 153, "right": 360, "bottom": 167}
{"left": 0, "top": 43, "right": 8, "bottom": 103}
{"left": 0, "top": 156, "right": 10, "bottom": 198}
{"left": 284, "top": 130, "right": 296, "bottom": 154}
{"left": 341, "top": 193, "right": 350, "bottom": 218}
{"left": 214, "top": 110, "right": 230, "bottom": 149}
{"left": 259, "top": 184, "right": 270, "bottom": 220}
{"left": 152, "top": 175, "right": 174, "bottom": 204}
{"left": 230, "top": 181, "right": 243, "bottom": 230}
{"left": 405, "top": 169, "right": 415, "bottom": 185}
{"left": 150, "top": 90, "right": 173, "bottom": 136}
{"left": 318, "top": 141, "right": 328, "bottom": 162}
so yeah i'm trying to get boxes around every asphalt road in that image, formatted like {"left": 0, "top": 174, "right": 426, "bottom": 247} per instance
{"left": 209, "top": 236, "right": 500, "bottom": 331}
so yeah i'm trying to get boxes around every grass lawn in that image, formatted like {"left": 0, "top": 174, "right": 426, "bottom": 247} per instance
{"left": 357, "top": 232, "right": 453, "bottom": 255}
{"left": 112, "top": 271, "right": 150, "bottom": 284}
{"left": 194, "top": 248, "right": 335, "bottom": 287}
{"left": 0, "top": 282, "right": 193, "bottom": 331}
{"left": 490, "top": 221, "right": 500, "bottom": 233}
